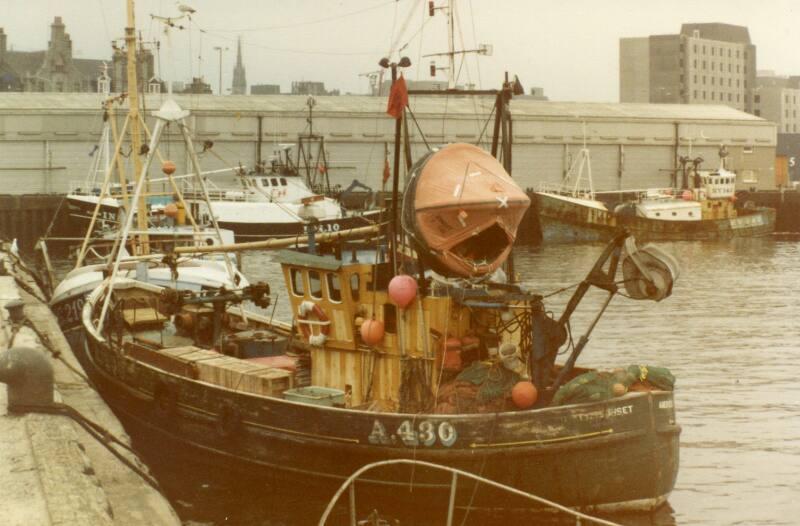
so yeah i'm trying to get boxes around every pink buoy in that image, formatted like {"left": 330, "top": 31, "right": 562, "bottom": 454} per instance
{"left": 511, "top": 381, "right": 538, "bottom": 409}
{"left": 388, "top": 275, "right": 418, "bottom": 309}
{"left": 681, "top": 190, "right": 693, "bottom": 201}
{"left": 360, "top": 319, "right": 385, "bottom": 346}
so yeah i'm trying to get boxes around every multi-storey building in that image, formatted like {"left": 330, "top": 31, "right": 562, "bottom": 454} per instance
{"left": 620, "top": 23, "right": 756, "bottom": 113}
{"left": 753, "top": 73, "right": 800, "bottom": 133}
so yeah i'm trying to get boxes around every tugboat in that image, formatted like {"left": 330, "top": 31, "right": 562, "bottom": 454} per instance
{"left": 534, "top": 146, "right": 776, "bottom": 243}
{"left": 80, "top": 75, "right": 682, "bottom": 514}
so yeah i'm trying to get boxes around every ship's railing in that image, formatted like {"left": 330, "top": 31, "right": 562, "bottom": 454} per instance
{"left": 535, "top": 182, "right": 597, "bottom": 200}
{"left": 318, "top": 459, "right": 623, "bottom": 526}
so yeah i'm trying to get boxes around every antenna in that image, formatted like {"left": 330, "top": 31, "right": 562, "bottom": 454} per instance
{"left": 358, "top": 70, "right": 381, "bottom": 95}
{"left": 425, "top": 0, "right": 491, "bottom": 89}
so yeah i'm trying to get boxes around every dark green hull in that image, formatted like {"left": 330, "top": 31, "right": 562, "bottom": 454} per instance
{"left": 535, "top": 192, "right": 776, "bottom": 244}
{"left": 83, "top": 334, "right": 680, "bottom": 513}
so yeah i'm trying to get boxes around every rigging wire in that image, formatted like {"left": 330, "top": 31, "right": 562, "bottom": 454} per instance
{"left": 195, "top": 24, "right": 381, "bottom": 57}
{"left": 205, "top": 0, "right": 396, "bottom": 32}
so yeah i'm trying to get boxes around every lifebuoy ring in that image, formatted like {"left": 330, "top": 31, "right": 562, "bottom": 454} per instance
{"left": 297, "top": 300, "right": 331, "bottom": 345}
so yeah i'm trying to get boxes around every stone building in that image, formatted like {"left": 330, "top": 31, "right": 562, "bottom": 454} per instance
{"left": 0, "top": 17, "right": 104, "bottom": 93}
{"left": 620, "top": 23, "right": 756, "bottom": 113}
{"left": 291, "top": 81, "right": 338, "bottom": 96}
{"left": 251, "top": 84, "right": 280, "bottom": 95}
{"left": 231, "top": 37, "right": 247, "bottom": 95}
{"left": 110, "top": 46, "right": 156, "bottom": 94}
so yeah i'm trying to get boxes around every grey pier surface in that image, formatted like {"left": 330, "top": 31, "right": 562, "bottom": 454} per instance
{"left": 0, "top": 246, "right": 179, "bottom": 526}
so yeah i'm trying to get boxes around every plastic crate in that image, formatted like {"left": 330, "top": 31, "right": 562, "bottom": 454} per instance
{"left": 283, "top": 386, "right": 345, "bottom": 407}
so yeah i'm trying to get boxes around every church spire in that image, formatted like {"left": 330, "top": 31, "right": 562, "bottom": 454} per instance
{"left": 232, "top": 36, "right": 247, "bottom": 95}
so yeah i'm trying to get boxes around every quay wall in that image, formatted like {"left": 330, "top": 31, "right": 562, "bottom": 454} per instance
{"left": 0, "top": 246, "right": 180, "bottom": 525}
{"left": 0, "top": 92, "right": 779, "bottom": 195}
{"left": 0, "top": 194, "right": 70, "bottom": 251}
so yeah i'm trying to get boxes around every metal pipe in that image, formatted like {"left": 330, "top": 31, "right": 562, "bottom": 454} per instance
{"left": 97, "top": 118, "right": 165, "bottom": 330}
{"left": 172, "top": 224, "right": 382, "bottom": 255}
{"left": 446, "top": 472, "right": 458, "bottom": 526}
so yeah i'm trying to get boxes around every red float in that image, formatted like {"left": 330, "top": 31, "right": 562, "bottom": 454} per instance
{"left": 511, "top": 381, "right": 538, "bottom": 409}
{"left": 388, "top": 275, "right": 418, "bottom": 308}
{"left": 162, "top": 160, "right": 177, "bottom": 175}
{"left": 360, "top": 319, "right": 385, "bottom": 346}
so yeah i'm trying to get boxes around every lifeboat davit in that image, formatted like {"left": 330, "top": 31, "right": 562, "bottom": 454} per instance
{"left": 402, "top": 143, "right": 531, "bottom": 278}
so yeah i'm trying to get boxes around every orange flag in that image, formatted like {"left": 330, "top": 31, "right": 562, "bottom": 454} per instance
{"left": 386, "top": 75, "right": 408, "bottom": 119}
{"left": 383, "top": 156, "right": 391, "bottom": 183}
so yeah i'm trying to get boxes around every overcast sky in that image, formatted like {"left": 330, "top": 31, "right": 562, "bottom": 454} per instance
{"left": 2, "top": 0, "right": 800, "bottom": 100}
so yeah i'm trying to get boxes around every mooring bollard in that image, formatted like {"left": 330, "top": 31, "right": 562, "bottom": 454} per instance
{"left": 0, "top": 347, "right": 55, "bottom": 411}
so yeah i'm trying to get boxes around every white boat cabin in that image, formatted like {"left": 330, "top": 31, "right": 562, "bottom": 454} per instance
{"left": 698, "top": 167, "right": 736, "bottom": 200}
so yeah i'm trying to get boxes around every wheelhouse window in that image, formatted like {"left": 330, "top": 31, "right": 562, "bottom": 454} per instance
{"left": 308, "top": 270, "right": 323, "bottom": 299}
{"left": 261, "top": 178, "right": 270, "bottom": 187}
{"left": 383, "top": 304, "right": 397, "bottom": 334}
{"left": 350, "top": 274, "right": 360, "bottom": 301}
{"left": 280, "top": 178, "right": 287, "bottom": 186}
{"left": 291, "top": 268, "right": 305, "bottom": 296}
{"left": 327, "top": 273, "right": 342, "bottom": 303}
{"left": 271, "top": 178, "right": 279, "bottom": 186}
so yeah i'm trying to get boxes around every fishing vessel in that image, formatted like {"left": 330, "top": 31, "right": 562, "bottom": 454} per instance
{"left": 79, "top": 74, "right": 682, "bottom": 514}
{"left": 534, "top": 148, "right": 775, "bottom": 243}
{"left": 181, "top": 97, "right": 384, "bottom": 241}
{"left": 49, "top": 4, "right": 244, "bottom": 351}
{"left": 182, "top": 147, "right": 383, "bottom": 241}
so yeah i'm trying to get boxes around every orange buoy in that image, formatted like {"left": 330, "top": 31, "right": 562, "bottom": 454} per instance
{"left": 162, "top": 160, "right": 177, "bottom": 175}
{"left": 360, "top": 319, "right": 385, "bottom": 346}
{"left": 612, "top": 383, "right": 627, "bottom": 397}
{"left": 164, "top": 203, "right": 179, "bottom": 218}
{"left": 388, "top": 275, "right": 418, "bottom": 309}
{"left": 511, "top": 381, "right": 538, "bottom": 409}
{"left": 681, "top": 190, "right": 693, "bottom": 201}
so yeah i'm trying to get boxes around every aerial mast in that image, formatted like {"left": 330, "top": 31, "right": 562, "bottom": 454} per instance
{"left": 426, "top": 0, "right": 492, "bottom": 89}
{"left": 126, "top": 0, "right": 148, "bottom": 254}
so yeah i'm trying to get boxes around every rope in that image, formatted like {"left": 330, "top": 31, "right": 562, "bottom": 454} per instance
{"left": 41, "top": 194, "right": 68, "bottom": 240}
{"left": 458, "top": 414, "right": 498, "bottom": 526}
{"left": 12, "top": 402, "right": 164, "bottom": 494}
{"left": 21, "top": 318, "right": 93, "bottom": 386}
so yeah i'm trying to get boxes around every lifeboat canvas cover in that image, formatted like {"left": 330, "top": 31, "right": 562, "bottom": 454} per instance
{"left": 404, "top": 143, "right": 530, "bottom": 278}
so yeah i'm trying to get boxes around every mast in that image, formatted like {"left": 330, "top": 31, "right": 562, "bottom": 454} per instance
{"left": 126, "top": 0, "right": 148, "bottom": 254}
{"left": 446, "top": 0, "right": 455, "bottom": 89}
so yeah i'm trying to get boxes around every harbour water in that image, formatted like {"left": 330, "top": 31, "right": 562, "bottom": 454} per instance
{"left": 78, "top": 236, "right": 800, "bottom": 525}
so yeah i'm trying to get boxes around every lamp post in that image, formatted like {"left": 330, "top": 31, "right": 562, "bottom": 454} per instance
{"left": 213, "top": 46, "right": 229, "bottom": 95}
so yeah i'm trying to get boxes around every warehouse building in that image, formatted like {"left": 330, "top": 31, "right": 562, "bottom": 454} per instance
{"left": 0, "top": 92, "right": 777, "bottom": 195}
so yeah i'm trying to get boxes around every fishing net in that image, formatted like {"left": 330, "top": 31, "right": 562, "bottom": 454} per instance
{"left": 435, "top": 361, "right": 520, "bottom": 414}
{"left": 552, "top": 364, "right": 675, "bottom": 406}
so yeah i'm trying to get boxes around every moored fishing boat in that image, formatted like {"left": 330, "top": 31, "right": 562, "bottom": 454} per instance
{"left": 80, "top": 76, "right": 682, "bottom": 514}
{"left": 48, "top": 3, "right": 245, "bottom": 354}
{"left": 534, "top": 148, "right": 775, "bottom": 243}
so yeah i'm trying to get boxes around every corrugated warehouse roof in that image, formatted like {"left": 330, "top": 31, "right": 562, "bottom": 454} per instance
{"left": 0, "top": 92, "right": 769, "bottom": 125}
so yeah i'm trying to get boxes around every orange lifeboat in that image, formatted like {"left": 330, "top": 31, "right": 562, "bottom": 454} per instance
{"left": 402, "top": 143, "right": 530, "bottom": 278}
